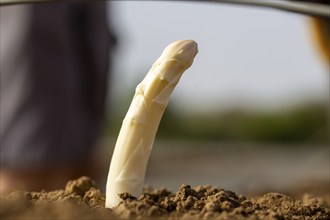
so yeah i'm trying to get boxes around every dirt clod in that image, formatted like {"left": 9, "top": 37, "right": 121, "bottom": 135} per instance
{"left": 0, "top": 176, "right": 329, "bottom": 219}
{"left": 65, "top": 176, "right": 97, "bottom": 196}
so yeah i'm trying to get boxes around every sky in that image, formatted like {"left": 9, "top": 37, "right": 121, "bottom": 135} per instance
{"left": 107, "top": 1, "right": 329, "bottom": 113}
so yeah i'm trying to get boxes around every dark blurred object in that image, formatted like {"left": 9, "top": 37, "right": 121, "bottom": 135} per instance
{"left": 290, "top": 0, "right": 329, "bottom": 63}
{"left": 290, "top": 0, "right": 329, "bottom": 4}
{"left": 1, "top": 0, "right": 329, "bottom": 18}
{"left": 310, "top": 15, "right": 329, "bottom": 63}
{"left": 0, "top": 2, "right": 116, "bottom": 194}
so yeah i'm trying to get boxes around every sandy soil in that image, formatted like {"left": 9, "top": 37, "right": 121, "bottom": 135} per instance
{"left": 1, "top": 176, "right": 329, "bottom": 220}
{"left": 1, "top": 142, "right": 328, "bottom": 219}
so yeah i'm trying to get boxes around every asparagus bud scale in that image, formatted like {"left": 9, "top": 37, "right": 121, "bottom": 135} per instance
{"left": 106, "top": 40, "right": 198, "bottom": 208}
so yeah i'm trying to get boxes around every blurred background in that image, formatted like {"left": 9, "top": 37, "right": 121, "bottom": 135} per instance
{"left": 1, "top": 0, "right": 327, "bottom": 200}
{"left": 98, "top": 1, "right": 329, "bottom": 198}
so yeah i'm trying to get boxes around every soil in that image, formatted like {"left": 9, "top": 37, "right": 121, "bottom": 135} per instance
{"left": 1, "top": 176, "right": 329, "bottom": 220}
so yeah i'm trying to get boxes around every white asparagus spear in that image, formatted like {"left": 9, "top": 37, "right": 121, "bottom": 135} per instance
{"left": 105, "top": 40, "right": 198, "bottom": 208}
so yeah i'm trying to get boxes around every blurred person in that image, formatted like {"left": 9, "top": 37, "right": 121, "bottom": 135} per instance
{"left": 0, "top": 2, "right": 116, "bottom": 194}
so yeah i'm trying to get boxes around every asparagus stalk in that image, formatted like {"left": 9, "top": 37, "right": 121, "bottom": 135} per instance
{"left": 105, "top": 40, "right": 198, "bottom": 208}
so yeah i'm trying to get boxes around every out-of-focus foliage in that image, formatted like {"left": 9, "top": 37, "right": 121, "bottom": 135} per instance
{"left": 159, "top": 103, "right": 328, "bottom": 144}
{"left": 105, "top": 102, "right": 328, "bottom": 144}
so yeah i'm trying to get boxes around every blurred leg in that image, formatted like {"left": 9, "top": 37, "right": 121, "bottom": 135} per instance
{"left": 0, "top": 2, "right": 114, "bottom": 194}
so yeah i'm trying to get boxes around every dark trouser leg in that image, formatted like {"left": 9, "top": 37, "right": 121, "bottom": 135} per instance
{"left": 0, "top": 2, "right": 114, "bottom": 193}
